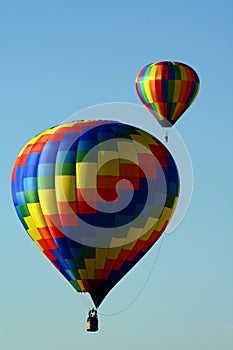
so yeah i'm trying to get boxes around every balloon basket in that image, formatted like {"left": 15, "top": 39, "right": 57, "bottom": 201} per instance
{"left": 86, "top": 318, "right": 98, "bottom": 332}
{"left": 86, "top": 309, "right": 99, "bottom": 332}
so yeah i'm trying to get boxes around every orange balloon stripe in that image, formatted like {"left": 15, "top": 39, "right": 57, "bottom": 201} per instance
{"left": 149, "top": 79, "right": 157, "bottom": 103}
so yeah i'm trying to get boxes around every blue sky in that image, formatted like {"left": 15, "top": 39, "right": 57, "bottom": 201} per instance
{"left": 1, "top": 0, "right": 233, "bottom": 349}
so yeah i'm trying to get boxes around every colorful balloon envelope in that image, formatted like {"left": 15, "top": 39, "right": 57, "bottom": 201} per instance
{"left": 135, "top": 61, "right": 200, "bottom": 127}
{"left": 11, "top": 120, "right": 179, "bottom": 307}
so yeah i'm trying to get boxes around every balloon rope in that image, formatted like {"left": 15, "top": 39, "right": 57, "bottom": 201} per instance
{"left": 98, "top": 233, "right": 166, "bottom": 317}
{"left": 78, "top": 292, "right": 93, "bottom": 311}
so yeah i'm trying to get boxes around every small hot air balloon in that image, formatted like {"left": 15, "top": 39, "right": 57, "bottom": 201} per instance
{"left": 135, "top": 61, "right": 200, "bottom": 127}
{"left": 11, "top": 120, "right": 179, "bottom": 329}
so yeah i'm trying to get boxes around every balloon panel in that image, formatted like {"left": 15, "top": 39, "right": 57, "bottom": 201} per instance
{"left": 11, "top": 121, "right": 179, "bottom": 307}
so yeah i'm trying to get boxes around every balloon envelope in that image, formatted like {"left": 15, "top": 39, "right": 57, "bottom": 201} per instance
{"left": 135, "top": 61, "right": 200, "bottom": 127}
{"left": 11, "top": 120, "right": 179, "bottom": 307}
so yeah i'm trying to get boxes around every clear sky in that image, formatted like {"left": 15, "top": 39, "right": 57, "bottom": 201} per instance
{"left": 1, "top": 1, "right": 233, "bottom": 349}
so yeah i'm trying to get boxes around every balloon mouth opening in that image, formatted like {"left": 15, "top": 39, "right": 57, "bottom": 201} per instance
{"left": 157, "top": 119, "right": 174, "bottom": 127}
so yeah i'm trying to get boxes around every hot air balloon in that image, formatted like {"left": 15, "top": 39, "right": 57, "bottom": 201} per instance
{"left": 135, "top": 61, "right": 200, "bottom": 127}
{"left": 11, "top": 120, "right": 179, "bottom": 330}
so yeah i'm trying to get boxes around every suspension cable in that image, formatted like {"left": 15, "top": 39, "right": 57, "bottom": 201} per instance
{"left": 98, "top": 234, "right": 166, "bottom": 316}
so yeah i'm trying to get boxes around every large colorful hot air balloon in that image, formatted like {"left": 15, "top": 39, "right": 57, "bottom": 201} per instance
{"left": 11, "top": 120, "right": 179, "bottom": 309}
{"left": 135, "top": 61, "right": 200, "bottom": 127}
